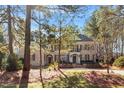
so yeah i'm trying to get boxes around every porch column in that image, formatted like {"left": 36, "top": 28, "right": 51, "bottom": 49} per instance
{"left": 69, "top": 54, "right": 73, "bottom": 63}
{"left": 52, "top": 54, "right": 55, "bottom": 62}
{"left": 42, "top": 52, "right": 44, "bottom": 66}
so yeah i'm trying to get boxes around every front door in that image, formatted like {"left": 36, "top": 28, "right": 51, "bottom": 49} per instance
{"left": 48, "top": 57, "right": 52, "bottom": 64}
{"left": 73, "top": 54, "right": 76, "bottom": 63}
{"left": 47, "top": 55, "right": 53, "bottom": 64}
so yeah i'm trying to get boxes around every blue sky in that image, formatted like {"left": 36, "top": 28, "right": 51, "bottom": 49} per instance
{"left": 1, "top": 5, "right": 100, "bottom": 32}
{"left": 28, "top": 5, "right": 100, "bottom": 32}
{"left": 47, "top": 6, "right": 100, "bottom": 30}
{"left": 74, "top": 6, "right": 100, "bottom": 28}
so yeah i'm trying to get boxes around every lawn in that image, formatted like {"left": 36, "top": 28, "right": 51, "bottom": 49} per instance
{"left": 0, "top": 69, "right": 124, "bottom": 88}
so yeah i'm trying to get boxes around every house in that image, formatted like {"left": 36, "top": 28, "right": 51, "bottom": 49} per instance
{"left": 48, "top": 34, "right": 98, "bottom": 64}
{"left": 16, "top": 34, "right": 98, "bottom": 67}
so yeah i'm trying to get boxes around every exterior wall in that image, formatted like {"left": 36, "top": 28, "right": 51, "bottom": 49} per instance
{"left": 30, "top": 50, "right": 45, "bottom": 66}
{"left": 50, "top": 41, "right": 97, "bottom": 64}
{"left": 18, "top": 47, "right": 46, "bottom": 67}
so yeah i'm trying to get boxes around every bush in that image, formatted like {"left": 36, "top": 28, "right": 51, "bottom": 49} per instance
{"left": 48, "top": 61, "right": 59, "bottom": 70}
{"left": 0, "top": 60, "right": 7, "bottom": 70}
{"left": 19, "top": 57, "right": 24, "bottom": 64}
{"left": 113, "top": 56, "right": 124, "bottom": 67}
{"left": 0, "top": 52, "right": 5, "bottom": 70}
{"left": 6, "top": 53, "right": 23, "bottom": 71}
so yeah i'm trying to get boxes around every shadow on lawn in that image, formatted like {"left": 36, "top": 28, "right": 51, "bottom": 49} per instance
{"left": 0, "top": 71, "right": 20, "bottom": 84}
{"left": 0, "top": 84, "right": 18, "bottom": 88}
{"left": 44, "top": 71, "right": 124, "bottom": 88}
{"left": 44, "top": 71, "right": 97, "bottom": 88}
{"left": 83, "top": 71, "right": 124, "bottom": 88}
{"left": 19, "top": 71, "right": 30, "bottom": 88}
{"left": 1, "top": 70, "right": 124, "bottom": 88}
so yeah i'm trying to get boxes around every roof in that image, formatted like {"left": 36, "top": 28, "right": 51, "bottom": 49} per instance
{"left": 75, "top": 34, "right": 93, "bottom": 41}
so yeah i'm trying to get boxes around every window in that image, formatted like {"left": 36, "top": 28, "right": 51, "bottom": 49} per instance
{"left": 87, "top": 55, "right": 90, "bottom": 60}
{"left": 77, "top": 45, "right": 80, "bottom": 52}
{"left": 84, "top": 44, "right": 90, "bottom": 50}
{"left": 91, "top": 45, "right": 94, "bottom": 50}
{"left": 51, "top": 45, "right": 53, "bottom": 51}
{"left": 85, "top": 55, "right": 87, "bottom": 61}
{"left": 77, "top": 45, "right": 78, "bottom": 51}
{"left": 15, "top": 48, "right": 19, "bottom": 54}
{"left": 32, "top": 54, "right": 35, "bottom": 61}
{"left": 85, "top": 54, "right": 90, "bottom": 61}
{"left": 55, "top": 55, "right": 57, "bottom": 61}
{"left": 72, "top": 45, "right": 75, "bottom": 51}
{"left": 74, "top": 45, "right": 76, "bottom": 52}
{"left": 80, "top": 54, "right": 82, "bottom": 61}
{"left": 80, "top": 45, "right": 82, "bottom": 51}
{"left": 92, "top": 55, "right": 95, "bottom": 61}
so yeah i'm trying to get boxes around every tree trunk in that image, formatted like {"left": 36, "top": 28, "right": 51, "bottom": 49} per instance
{"left": 0, "top": 52, "right": 2, "bottom": 71}
{"left": 19, "top": 5, "right": 31, "bottom": 88}
{"left": 104, "top": 38, "right": 110, "bottom": 74}
{"left": 121, "top": 35, "right": 124, "bottom": 56}
{"left": 58, "top": 20, "right": 62, "bottom": 69}
{"left": 7, "top": 5, "right": 13, "bottom": 54}
{"left": 39, "top": 27, "right": 44, "bottom": 88}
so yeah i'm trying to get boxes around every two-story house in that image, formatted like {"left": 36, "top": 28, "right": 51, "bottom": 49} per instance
{"left": 17, "top": 34, "right": 98, "bottom": 67}
{"left": 46, "top": 34, "right": 97, "bottom": 64}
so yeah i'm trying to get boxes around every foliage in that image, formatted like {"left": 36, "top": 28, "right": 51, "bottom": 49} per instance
{"left": 44, "top": 72, "right": 97, "bottom": 88}
{"left": 84, "top": 6, "right": 124, "bottom": 66}
{"left": 6, "top": 53, "right": 23, "bottom": 71}
{"left": 113, "top": 56, "right": 124, "bottom": 67}
{"left": 19, "top": 57, "right": 24, "bottom": 64}
{"left": 84, "top": 11, "right": 99, "bottom": 39}
{"left": 0, "top": 57, "right": 7, "bottom": 70}
{"left": 48, "top": 61, "right": 59, "bottom": 70}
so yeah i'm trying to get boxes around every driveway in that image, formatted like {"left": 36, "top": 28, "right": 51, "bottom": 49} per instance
{"left": 61, "top": 68, "right": 124, "bottom": 75}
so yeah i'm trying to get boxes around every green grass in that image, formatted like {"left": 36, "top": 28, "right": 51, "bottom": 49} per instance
{"left": 0, "top": 84, "right": 19, "bottom": 88}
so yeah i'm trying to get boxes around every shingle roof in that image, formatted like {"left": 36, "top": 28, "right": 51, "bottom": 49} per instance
{"left": 76, "top": 34, "right": 93, "bottom": 41}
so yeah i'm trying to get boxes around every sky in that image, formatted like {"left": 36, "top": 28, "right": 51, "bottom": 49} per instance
{"left": 74, "top": 6, "right": 100, "bottom": 28}
{"left": 31, "top": 5, "right": 100, "bottom": 32}
{"left": 0, "top": 5, "right": 100, "bottom": 33}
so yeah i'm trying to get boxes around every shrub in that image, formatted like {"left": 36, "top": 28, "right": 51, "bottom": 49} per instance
{"left": 113, "top": 56, "right": 124, "bottom": 67}
{"left": 6, "top": 53, "right": 23, "bottom": 71}
{"left": 0, "top": 60, "right": 7, "bottom": 70}
{"left": 48, "top": 61, "right": 59, "bottom": 70}
{"left": 19, "top": 57, "right": 24, "bottom": 64}
{"left": 0, "top": 52, "right": 5, "bottom": 70}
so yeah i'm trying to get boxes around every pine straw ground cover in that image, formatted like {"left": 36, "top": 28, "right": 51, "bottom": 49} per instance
{"left": 0, "top": 69, "right": 124, "bottom": 88}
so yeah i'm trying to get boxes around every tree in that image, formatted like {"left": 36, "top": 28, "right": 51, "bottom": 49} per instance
{"left": 49, "top": 6, "right": 86, "bottom": 66}
{"left": 84, "top": 6, "right": 115, "bottom": 73}
{"left": 7, "top": 5, "right": 13, "bottom": 54}
{"left": 0, "top": 25, "right": 6, "bottom": 70}
{"left": 19, "top": 5, "right": 32, "bottom": 88}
